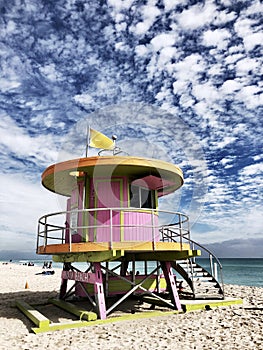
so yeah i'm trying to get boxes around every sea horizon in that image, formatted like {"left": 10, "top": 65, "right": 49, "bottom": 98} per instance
{"left": 1, "top": 257, "right": 262, "bottom": 288}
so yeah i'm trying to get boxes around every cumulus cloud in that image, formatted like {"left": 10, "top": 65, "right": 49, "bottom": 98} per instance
{"left": 177, "top": 2, "right": 218, "bottom": 30}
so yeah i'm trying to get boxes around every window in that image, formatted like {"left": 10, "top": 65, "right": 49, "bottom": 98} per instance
{"left": 130, "top": 185, "right": 156, "bottom": 209}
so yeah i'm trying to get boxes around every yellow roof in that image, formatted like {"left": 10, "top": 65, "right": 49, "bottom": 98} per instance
{"left": 42, "top": 156, "right": 184, "bottom": 196}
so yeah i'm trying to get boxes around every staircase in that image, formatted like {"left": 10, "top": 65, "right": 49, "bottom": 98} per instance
{"left": 172, "top": 260, "right": 224, "bottom": 299}
{"left": 160, "top": 225, "right": 225, "bottom": 300}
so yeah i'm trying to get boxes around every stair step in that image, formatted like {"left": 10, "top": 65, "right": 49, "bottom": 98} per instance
{"left": 195, "top": 288, "right": 221, "bottom": 292}
{"left": 172, "top": 259, "right": 224, "bottom": 300}
{"left": 193, "top": 277, "right": 214, "bottom": 281}
{"left": 178, "top": 268, "right": 205, "bottom": 274}
{"left": 194, "top": 282, "right": 219, "bottom": 287}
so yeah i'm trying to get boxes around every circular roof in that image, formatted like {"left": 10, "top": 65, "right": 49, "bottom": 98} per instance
{"left": 42, "top": 156, "right": 184, "bottom": 196}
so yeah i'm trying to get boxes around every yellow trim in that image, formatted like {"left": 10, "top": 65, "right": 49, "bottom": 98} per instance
{"left": 182, "top": 298, "right": 243, "bottom": 312}
{"left": 83, "top": 176, "right": 90, "bottom": 242}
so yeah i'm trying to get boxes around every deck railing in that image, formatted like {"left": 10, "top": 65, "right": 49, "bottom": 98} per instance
{"left": 36, "top": 208, "right": 190, "bottom": 252}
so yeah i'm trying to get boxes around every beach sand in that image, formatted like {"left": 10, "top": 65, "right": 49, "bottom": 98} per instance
{"left": 0, "top": 263, "right": 262, "bottom": 350}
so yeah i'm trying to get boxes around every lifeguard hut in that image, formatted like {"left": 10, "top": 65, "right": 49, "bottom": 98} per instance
{"left": 36, "top": 129, "right": 224, "bottom": 320}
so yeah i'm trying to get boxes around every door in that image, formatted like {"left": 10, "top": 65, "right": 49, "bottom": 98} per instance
{"left": 65, "top": 181, "right": 84, "bottom": 243}
{"left": 92, "top": 178, "right": 124, "bottom": 242}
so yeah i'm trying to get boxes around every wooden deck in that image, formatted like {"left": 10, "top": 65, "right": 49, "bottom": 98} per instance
{"left": 37, "top": 241, "right": 201, "bottom": 262}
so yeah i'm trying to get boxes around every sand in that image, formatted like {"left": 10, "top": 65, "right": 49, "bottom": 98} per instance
{"left": 0, "top": 263, "right": 262, "bottom": 350}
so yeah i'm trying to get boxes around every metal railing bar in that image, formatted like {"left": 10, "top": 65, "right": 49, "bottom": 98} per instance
{"left": 37, "top": 208, "right": 190, "bottom": 254}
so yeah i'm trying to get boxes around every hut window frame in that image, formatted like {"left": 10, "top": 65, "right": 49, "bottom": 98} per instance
{"left": 130, "top": 185, "right": 156, "bottom": 209}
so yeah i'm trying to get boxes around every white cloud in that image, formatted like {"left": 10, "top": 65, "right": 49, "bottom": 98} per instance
{"left": 220, "top": 156, "right": 235, "bottom": 167}
{"left": 220, "top": 79, "right": 242, "bottom": 94}
{"left": 107, "top": 0, "right": 135, "bottom": 12}
{"left": 240, "top": 163, "right": 263, "bottom": 176}
{"left": 135, "top": 44, "right": 149, "bottom": 57}
{"left": 202, "top": 28, "right": 231, "bottom": 49}
{"left": 150, "top": 33, "right": 176, "bottom": 52}
{"left": 216, "top": 136, "right": 236, "bottom": 148}
{"left": 0, "top": 173, "right": 66, "bottom": 251}
{"left": 214, "top": 9, "right": 237, "bottom": 25}
{"left": 39, "top": 64, "right": 62, "bottom": 82}
{"left": 177, "top": 2, "right": 218, "bottom": 30}
{"left": 74, "top": 93, "right": 94, "bottom": 105}
{"left": 192, "top": 83, "right": 219, "bottom": 103}
{"left": 131, "top": 5, "right": 161, "bottom": 36}
{"left": 0, "top": 78, "right": 21, "bottom": 92}
{"left": 172, "top": 54, "right": 205, "bottom": 81}
{"left": 237, "top": 85, "right": 263, "bottom": 109}
{"left": 243, "top": 32, "right": 263, "bottom": 51}
{"left": 0, "top": 113, "right": 59, "bottom": 165}
{"left": 163, "top": 0, "right": 187, "bottom": 12}
{"left": 235, "top": 57, "right": 261, "bottom": 75}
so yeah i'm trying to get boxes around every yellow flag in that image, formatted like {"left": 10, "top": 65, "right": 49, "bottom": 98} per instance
{"left": 89, "top": 128, "right": 114, "bottom": 150}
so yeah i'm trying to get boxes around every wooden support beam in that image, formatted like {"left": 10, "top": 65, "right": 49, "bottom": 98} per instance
{"left": 15, "top": 300, "right": 50, "bottom": 329}
{"left": 49, "top": 299, "right": 97, "bottom": 321}
{"left": 53, "top": 249, "right": 201, "bottom": 263}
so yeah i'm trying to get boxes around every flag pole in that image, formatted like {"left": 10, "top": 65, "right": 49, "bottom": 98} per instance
{"left": 85, "top": 124, "right": 90, "bottom": 157}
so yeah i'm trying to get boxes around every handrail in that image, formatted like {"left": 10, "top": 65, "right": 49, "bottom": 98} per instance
{"left": 160, "top": 226, "right": 224, "bottom": 295}
{"left": 37, "top": 207, "right": 190, "bottom": 251}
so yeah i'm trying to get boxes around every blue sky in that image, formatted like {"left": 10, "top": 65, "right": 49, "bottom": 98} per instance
{"left": 0, "top": 0, "right": 262, "bottom": 258}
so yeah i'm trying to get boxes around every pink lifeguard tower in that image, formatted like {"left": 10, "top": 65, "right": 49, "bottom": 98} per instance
{"left": 36, "top": 135, "right": 224, "bottom": 320}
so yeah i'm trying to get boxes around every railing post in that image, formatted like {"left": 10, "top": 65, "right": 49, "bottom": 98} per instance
{"left": 36, "top": 221, "right": 40, "bottom": 253}
{"left": 192, "top": 242, "right": 196, "bottom": 263}
{"left": 214, "top": 262, "right": 218, "bottom": 280}
{"left": 189, "top": 259, "right": 195, "bottom": 296}
{"left": 69, "top": 221, "right": 72, "bottom": 252}
{"left": 151, "top": 209, "right": 155, "bottom": 250}
{"left": 187, "top": 214, "right": 190, "bottom": 241}
{"left": 179, "top": 213, "right": 183, "bottom": 250}
{"left": 209, "top": 254, "right": 213, "bottom": 276}
{"left": 110, "top": 209, "right": 113, "bottom": 249}
{"left": 44, "top": 216, "right": 47, "bottom": 248}
{"left": 62, "top": 226, "right": 64, "bottom": 244}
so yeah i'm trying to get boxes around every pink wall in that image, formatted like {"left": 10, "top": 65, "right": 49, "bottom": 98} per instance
{"left": 123, "top": 211, "right": 159, "bottom": 242}
{"left": 65, "top": 175, "right": 160, "bottom": 244}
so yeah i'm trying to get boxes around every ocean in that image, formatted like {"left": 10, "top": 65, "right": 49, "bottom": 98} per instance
{"left": 197, "top": 258, "right": 263, "bottom": 287}
{"left": 4, "top": 258, "right": 262, "bottom": 288}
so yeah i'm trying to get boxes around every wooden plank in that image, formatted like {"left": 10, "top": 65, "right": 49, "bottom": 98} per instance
{"left": 181, "top": 298, "right": 243, "bottom": 312}
{"left": 38, "top": 241, "right": 192, "bottom": 255}
{"left": 32, "top": 310, "right": 180, "bottom": 333}
{"left": 49, "top": 299, "right": 97, "bottom": 321}
{"left": 15, "top": 300, "right": 50, "bottom": 328}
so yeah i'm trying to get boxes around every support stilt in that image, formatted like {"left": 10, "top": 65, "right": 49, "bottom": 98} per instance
{"left": 59, "top": 262, "right": 71, "bottom": 299}
{"left": 161, "top": 261, "right": 182, "bottom": 311}
{"left": 93, "top": 262, "right": 107, "bottom": 320}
